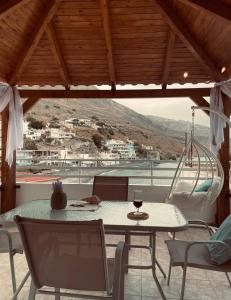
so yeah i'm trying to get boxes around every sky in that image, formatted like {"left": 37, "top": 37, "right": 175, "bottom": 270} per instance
{"left": 111, "top": 84, "right": 212, "bottom": 127}
{"left": 114, "top": 97, "right": 210, "bottom": 127}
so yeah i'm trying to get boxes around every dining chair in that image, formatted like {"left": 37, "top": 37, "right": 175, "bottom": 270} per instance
{"left": 0, "top": 222, "right": 30, "bottom": 298}
{"left": 166, "top": 221, "right": 231, "bottom": 300}
{"left": 92, "top": 176, "right": 129, "bottom": 201}
{"left": 13, "top": 216, "right": 125, "bottom": 300}
{"left": 92, "top": 176, "right": 131, "bottom": 253}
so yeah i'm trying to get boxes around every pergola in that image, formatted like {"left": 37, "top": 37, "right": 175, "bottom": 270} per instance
{"left": 0, "top": 0, "right": 230, "bottom": 224}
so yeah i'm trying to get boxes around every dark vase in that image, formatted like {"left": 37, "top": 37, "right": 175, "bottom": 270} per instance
{"left": 51, "top": 190, "right": 67, "bottom": 209}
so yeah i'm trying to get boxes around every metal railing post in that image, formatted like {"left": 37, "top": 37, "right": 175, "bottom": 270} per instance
{"left": 78, "top": 160, "right": 81, "bottom": 184}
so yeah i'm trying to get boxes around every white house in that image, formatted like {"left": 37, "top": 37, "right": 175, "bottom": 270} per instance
{"left": 100, "top": 151, "right": 120, "bottom": 165}
{"left": 141, "top": 144, "right": 153, "bottom": 151}
{"left": 25, "top": 129, "right": 44, "bottom": 141}
{"left": 105, "top": 139, "right": 136, "bottom": 159}
{"left": 78, "top": 118, "right": 92, "bottom": 127}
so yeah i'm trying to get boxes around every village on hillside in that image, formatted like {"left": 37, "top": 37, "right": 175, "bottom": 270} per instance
{"left": 16, "top": 116, "right": 161, "bottom": 167}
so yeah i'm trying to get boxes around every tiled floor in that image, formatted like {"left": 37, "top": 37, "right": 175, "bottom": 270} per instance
{"left": 0, "top": 228, "right": 231, "bottom": 300}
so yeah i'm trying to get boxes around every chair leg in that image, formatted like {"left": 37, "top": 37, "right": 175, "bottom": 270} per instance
{"left": 28, "top": 279, "right": 36, "bottom": 300}
{"left": 126, "top": 233, "right": 131, "bottom": 250}
{"left": 180, "top": 265, "right": 187, "bottom": 300}
{"left": 225, "top": 272, "right": 231, "bottom": 287}
{"left": 124, "top": 234, "right": 129, "bottom": 273}
{"left": 167, "top": 260, "right": 172, "bottom": 286}
{"left": 12, "top": 271, "right": 30, "bottom": 300}
{"left": 9, "top": 252, "right": 17, "bottom": 295}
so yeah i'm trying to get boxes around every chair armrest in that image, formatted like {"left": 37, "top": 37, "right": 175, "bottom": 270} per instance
{"left": 184, "top": 240, "right": 231, "bottom": 265}
{"left": 0, "top": 228, "right": 13, "bottom": 252}
{"left": 113, "top": 241, "right": 125, "bottom": 300}
{"left": 188, "top": 220, "right": 214, "bottom": 236}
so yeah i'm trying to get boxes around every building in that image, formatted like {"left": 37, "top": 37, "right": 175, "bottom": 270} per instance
{"left": 105, "top": 139, "right": 136, "bottom": 159}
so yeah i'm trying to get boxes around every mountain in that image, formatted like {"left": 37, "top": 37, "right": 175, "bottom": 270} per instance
{"left": 26, "top": 95, "right": 209, "bottom": 157}
{"left": 146, "top": 115, "right": 209, "bottom": 140}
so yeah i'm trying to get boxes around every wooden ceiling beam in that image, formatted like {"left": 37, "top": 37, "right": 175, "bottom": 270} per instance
{"left": 161, "top": 30, "right": 175, "bottom": 89}
{"left": 189, "top": 95, "right": 210, "bottom": 116}
{"left": 9, "top": 0, "right": 62, "bottom": 85}
{"left": 19, "top": 88, "right": 210, "bottom": 99}
{"left": 46, "top": 22, "right": 71, "bottom": 89}
{"left": 100, "top": 0, "right": 116, "bottom": 90}
{"left": 0, "top": 0, "right": 28, "bottom": 19}
{"left": 178, "top": 0, "right": 231, "bottom": 23}
{"left": 155, "top": 0, "right": 223, "bottom": 82}
{"left": 23, "top": 96, "right": 40, "bottom": 114}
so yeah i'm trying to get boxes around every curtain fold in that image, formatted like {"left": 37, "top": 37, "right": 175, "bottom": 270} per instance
{"left": 210, "top": 78, "right": 231, "bottom": 155}
{"left": 0, "top": 84, "right": 23, "bottom": 167}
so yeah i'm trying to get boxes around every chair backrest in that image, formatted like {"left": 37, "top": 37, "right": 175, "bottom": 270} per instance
{"left": 14, "top": 216, "right": 110, "bottom": 292}
{"left": 92, "top": 176, "right": 128, "bottom": 201}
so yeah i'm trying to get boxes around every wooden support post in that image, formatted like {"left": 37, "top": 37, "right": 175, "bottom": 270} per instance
{"left": 189, "top": 95, "right": 210, "bottom": 116}
{"left": 217, "top": 95, "right": 230, "bottom": 224}
{"left": 1, "top": 110, "right": 16, "bottom": 213}
{"left": 23, "top": 96, "right": 40, "bottom": 114}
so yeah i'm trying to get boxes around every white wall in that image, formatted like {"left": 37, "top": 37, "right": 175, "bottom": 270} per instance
{"left": 15, "top": 183, "right": 170, "bottom": 205}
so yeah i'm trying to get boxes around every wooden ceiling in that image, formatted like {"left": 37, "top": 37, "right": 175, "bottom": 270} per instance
{"left": 0, "top": 0, "right": 230, "bottom": 88}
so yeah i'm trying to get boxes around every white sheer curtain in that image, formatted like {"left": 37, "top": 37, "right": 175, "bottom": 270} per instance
{"left": 0, "top": 84, "right": 23, "bottom": 166}
{"left": 210, "top": 78, "right": 231, "bottom": 155}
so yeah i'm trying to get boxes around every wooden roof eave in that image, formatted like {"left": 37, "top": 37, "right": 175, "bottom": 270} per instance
{"left": 20, "top": 88, "right": 211, "bottom": 100}
{"left": 8, "top": 0, "right": 62, "bottom": 85}
{"left": 155, "top": 0, "right": 224, "bottom": 83}
{"left": 0, "top": 0, "right": 29, "bottom": 20}
{"left": 178, "top": 0, "right": 231, "bottom": 23}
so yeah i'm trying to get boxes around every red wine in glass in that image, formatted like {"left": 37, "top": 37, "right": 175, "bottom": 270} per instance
{"left": 133, "top": 200, "right": 143, "bottom": 215}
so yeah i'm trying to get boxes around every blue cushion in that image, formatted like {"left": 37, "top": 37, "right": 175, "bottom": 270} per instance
{"left": 207, "top": 214, "right": 231, "bottom": 265}
{"left": 195, "top": 179, "right": 212, "bottom": 192}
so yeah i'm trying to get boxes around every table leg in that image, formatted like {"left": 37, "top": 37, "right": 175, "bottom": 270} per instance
{"left": 124, "top": 233, "right": 129, "bottom": 273}
{"left": 151, "top": 232, "right": 166, "bottom": 300}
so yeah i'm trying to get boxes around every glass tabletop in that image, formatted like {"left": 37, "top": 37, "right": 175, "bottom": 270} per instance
{"left": 1, "top": 200, "right": 188, "bottom": 232}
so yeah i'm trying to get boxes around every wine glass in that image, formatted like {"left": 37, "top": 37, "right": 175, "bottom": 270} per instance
{"left": 133, "top": 190, "right": 143, "bottom": 215}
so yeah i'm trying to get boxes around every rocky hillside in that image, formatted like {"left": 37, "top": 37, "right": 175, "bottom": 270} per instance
{"left": 25, "top": 96, "right": 209, "bottom": 157}
{"left": 146, "top": 115, "right": 209, "bottom": 142}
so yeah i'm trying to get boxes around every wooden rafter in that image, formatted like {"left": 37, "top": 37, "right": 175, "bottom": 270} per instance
{"left": 189, "top": 95, "right": 210, "bottom": 116}
{"left": 23, "top": 96, "right": 40, "bottom": 114}
{"left": 161, "top": 30, "right": 175, "bottom": 89}
{"left": 9, "top": 0, "right": 62, "bottom": 85}
{"left": 100, "top": 0, "right": 116, "bottom": 89}
{"left": 155, "top": 0, "right": 223, "bottom": 82}
{"left": 46, "top": 22, "right": 71, "bottom": 89}
{"left": 19, "top": 88, "right": 210, "bottom": 99}
{"left": 178, "top": 0, "right": 231, "bottom": 23}
{"left": 0, "top": 0, "right": 27, "bottom": 19}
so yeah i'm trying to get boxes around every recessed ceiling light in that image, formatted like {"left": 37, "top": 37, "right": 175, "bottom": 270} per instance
{"left": 221, "top": 66, "right": 226, "bottom": 73}
{"left": 183, "top": 72, "right": 188, "bottom": 78}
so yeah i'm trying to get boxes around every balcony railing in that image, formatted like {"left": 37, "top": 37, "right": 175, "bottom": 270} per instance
{"left": 14, "top": 157, "right": 215, "bottom": 185}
